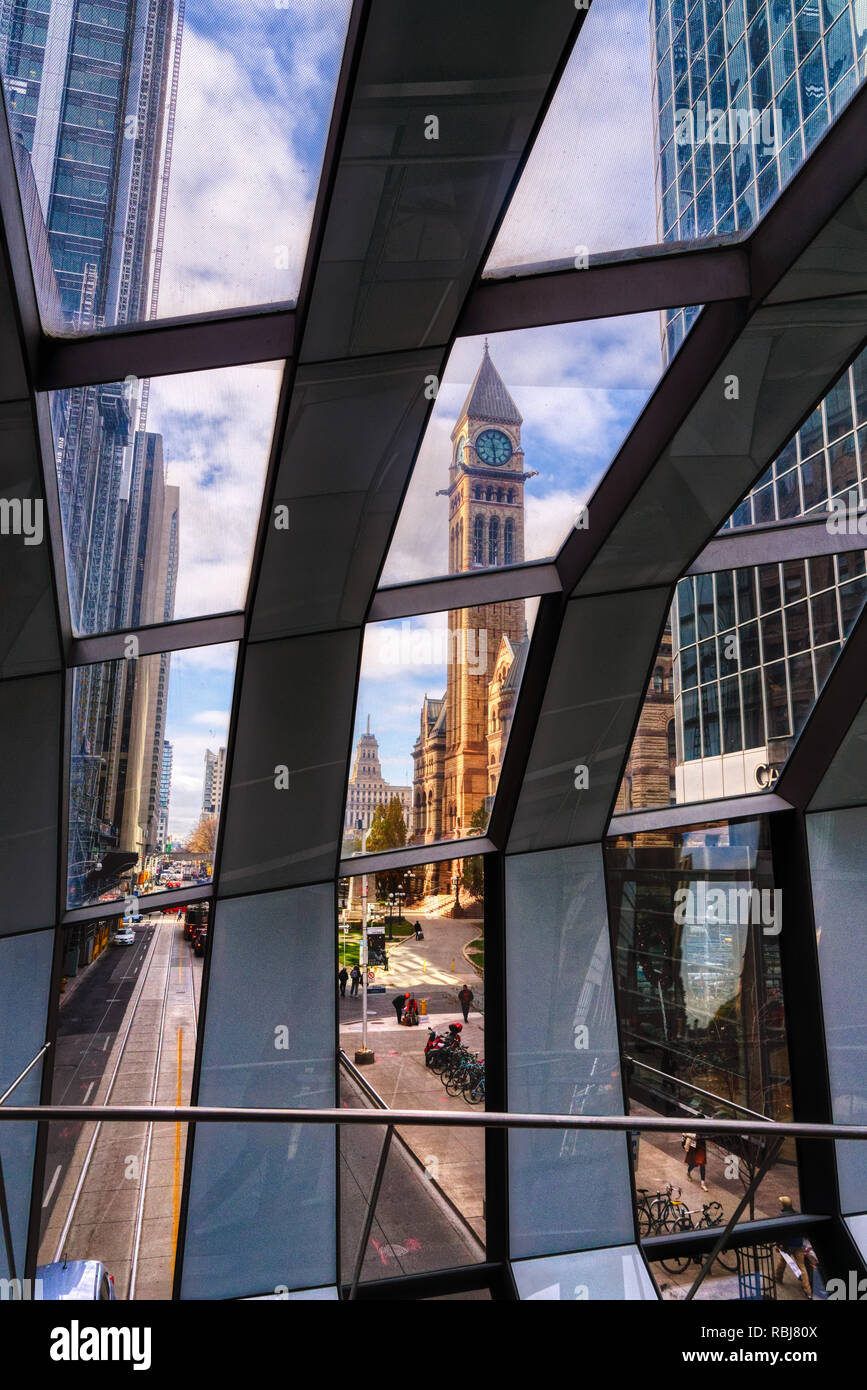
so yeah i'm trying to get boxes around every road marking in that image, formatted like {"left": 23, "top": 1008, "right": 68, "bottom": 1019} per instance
{"left": 42, "top": 1164, "right": 62, "bottom": 1208}
{"left": 102, "top": 1036, "right": 110, "bottom": 1051}
{"left": 82, "top": 1081, "right": 95, "bottom": 1103}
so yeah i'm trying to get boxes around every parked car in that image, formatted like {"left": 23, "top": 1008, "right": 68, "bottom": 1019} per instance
{"left": 111, "top": 927, "right": 135, "bottom": 946}
{"left": 36, "top": 1260, "right": 116, "bottom": 1300}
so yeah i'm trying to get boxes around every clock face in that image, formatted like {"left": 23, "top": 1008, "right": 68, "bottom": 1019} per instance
{"left": 475, "top": 428, "right": 513, "bottom": 466}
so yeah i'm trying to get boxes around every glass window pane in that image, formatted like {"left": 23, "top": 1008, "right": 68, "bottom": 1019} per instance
{"left": 2, "top": 0, "right": 354, "bottom": 329}
{"left": 807, "top": 809, "right": 867, "bottom": 1211}
{"left": 49, "top": 366, "right": 281, "bottom": 636}
{"left": 382, "top": 322, "right": 675, "bottom": 584}
{"left": 606, "top": 818, "right": 799, "bottom": 1251}
{"left": 181, "top": 885, "right": 336, "bottom": 1299}
{"left": 506, "top": 844, "right": 631, "bottom": 1259}
{"left": 68, "top": 643, "right": 237, "bottom": 909}
{"left": 512, "top": 1245, "right": 657, "bottom": 1300}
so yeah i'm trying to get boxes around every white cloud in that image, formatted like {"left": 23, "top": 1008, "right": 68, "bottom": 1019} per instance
{"left": 157, "top": 4, "right": 348, "bottom": 316}
{"left": 141, "top": 361, "right": 281, "bottom": 621}
{"left": 487, "top": 0, "right": 657, "bottom": 270}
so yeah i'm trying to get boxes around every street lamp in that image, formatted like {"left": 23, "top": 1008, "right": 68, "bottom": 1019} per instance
{"left": 355, "top": 817, "right": 374, "bottom": 1066}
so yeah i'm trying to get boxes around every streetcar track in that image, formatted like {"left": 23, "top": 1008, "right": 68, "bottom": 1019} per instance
{"left": 51, "top": 915, "right": 176, "bottom": 1265}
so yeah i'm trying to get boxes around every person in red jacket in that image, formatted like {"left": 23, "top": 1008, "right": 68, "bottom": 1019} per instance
{"left": 458, "top": 983, "right": 474, "bottom": 1022}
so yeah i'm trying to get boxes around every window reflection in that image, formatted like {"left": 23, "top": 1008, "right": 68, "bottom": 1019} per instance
{"left": 605, "top": 817, "right": 800, "bottom": 1244}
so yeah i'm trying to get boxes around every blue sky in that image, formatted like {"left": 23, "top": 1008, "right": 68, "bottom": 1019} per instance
{"left": 369, "top": 312, "right": 670, "bottom": 781}
{"left": 163, "top": 642, "right": 238, "bottom": 842}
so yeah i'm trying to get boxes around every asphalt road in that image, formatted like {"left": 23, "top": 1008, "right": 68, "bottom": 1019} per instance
{"left": 38, "top": 914, "right": 189, "bottom": 1239}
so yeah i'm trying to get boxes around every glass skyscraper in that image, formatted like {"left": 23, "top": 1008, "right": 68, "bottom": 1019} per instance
{"left": 652, "top": 0, "right": 867, "bottom": 799}
{"left": 0, "top": 0, "right": 182, "bottom": 899}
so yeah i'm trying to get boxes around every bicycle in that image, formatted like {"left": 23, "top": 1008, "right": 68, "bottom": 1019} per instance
{"left": 658, "top": 1193, "right": 737, "bottom": 1274}
{"left": 636, "top": 1188, "right": 657, "bottom": 1238}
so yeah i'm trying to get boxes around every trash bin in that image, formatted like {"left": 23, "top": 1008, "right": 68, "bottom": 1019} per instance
{"left": 419, "top": 999, "right": 428, "bottom": 1015}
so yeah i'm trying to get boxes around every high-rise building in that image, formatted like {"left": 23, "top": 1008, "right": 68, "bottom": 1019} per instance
{"left": 25, "top": 0, "right": 185, "bottom": 901}
{"left": 202, "top": 746, "right": 226, "bottom": 820}
{"left": 650, "top": 0, "right": 867, "bottom": 802}
{"left": 157, "top": 738, "right": 172, "bottom": 849}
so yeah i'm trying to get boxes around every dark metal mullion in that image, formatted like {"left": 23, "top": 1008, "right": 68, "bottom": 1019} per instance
{"left": 26, "top": 667, "right": 74, "bottom": 1278}
{"left": 770, "top": 810, "right": 839, "bottom": 1216}
{"left": 486, "top": 590, "right": 567, "bottom": 850}
{"left": 776, "top": 601, "right": 867, "bottom": 809}
{"left": 368, "top": 560, "right": 562, "bottom": 623}
{"left": 459, "top": 243, "right": 751, "bottom": 338}
{"left": 600, "top": 836, "right": 644, "bottom": 1250}
{"left": 36, "top": 306, "right": 296, "bottom": 393}
{"left": 689, "top": 512, "right": 867, "bottom": 575}
{"left": 607, "top": 792, "right": 792, "bottom": 839}
{"left": 599, "top": 583, "right": 675, "bottom": 832}
{"left": 483, "top": 851, "right": 508, "bottom": 1264}
{"left": 68, "top": 612, "right": 245, "bottom": 667}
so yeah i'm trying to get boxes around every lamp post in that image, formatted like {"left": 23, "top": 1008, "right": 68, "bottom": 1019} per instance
{"left": 355, "top": 817, "right": 374, "bottom": 1066}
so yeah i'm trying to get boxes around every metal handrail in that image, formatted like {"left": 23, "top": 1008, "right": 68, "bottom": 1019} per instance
{"left": 625, "top": 1054, "right": 771, "bottom": 1123}
{"left": 0, "top": 1103, "right": 865, "bottom": 1140}
{"left": 0, "top": 1043, "right": 50, "bottom": 1105}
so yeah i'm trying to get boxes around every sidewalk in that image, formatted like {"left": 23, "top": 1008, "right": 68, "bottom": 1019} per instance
{"left": 339, "top": 915, "right": 486, "bottom": 1242}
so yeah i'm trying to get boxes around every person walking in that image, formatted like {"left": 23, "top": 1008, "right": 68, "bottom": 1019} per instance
{"left": 349, "top": 964, "right": 361, "bottom": 997}
{"left": 392, "top": 991, "right": 406, "bottom": 1025}
{"left": 414, "top": 921, "right": 424, "bottom": 941}
{"left": 682, "top": 1131, "right": 708, "bottom": 1191}
{"left": 338, "top": 966, "right": 349, "bottom": 997}
{"left": 774, "top": 1197, "right": 813, "bottom": 1298}
{"left": 458, "top": 983, "right": 474, "bottom": 1023}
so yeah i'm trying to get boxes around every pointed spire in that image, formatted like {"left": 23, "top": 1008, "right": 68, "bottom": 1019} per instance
{"left": 458, "top": 343, "right": 522, "bottom": 426}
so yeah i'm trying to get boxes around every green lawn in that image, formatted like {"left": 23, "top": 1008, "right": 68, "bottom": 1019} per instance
{"left": 465, "top": 937, "right": 484, "bottom": 973}
{"left": 337, "top": 917, "right": 414, "bottom": 972}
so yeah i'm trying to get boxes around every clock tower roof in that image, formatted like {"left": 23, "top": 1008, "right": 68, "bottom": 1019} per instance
{"left": 457, "top": 340, "right": 522, "bottom": 429}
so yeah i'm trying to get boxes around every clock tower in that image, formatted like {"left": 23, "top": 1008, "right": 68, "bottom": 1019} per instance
{"left": 438, "top": 343, "right": 536, "bottom": 840}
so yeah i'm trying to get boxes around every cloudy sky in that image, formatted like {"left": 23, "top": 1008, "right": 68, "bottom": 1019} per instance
{"left": 110, "top": 0, "right": 671, "bottom": 842}
{"left": 163, "top": 641, "right": 237, "bottom": 843}
{"left": 157, "top": 0, "right": 352, "bottom": 315}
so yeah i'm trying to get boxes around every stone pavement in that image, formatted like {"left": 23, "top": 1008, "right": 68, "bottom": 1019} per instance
{"left": 339, "top": 914, "right": 486, "bottom": 1242}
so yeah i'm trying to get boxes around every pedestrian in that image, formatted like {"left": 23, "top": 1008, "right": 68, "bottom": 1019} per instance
{"left": 392, "top": 992, "right": 406, "bottom": 1025}
{"left": 457, "top": 983, "right": 474, "bottom": 1023}
{"left": 414, "top": 921, "right": 424, "bottom": 941}
{"left": 350, "top": 964, "right": 361, "bottom": 997}
{"left": 405, "top": 994, "right": 419, "bottom": 1026}
{"left": 681, "top": 1130, "right": 708, "bottom": 1191}
{"left": 774, "top": 1197, "right": 813, "bottom": 1298}
{"left": 338, "top": 966, "right": 349, "bottom": 997}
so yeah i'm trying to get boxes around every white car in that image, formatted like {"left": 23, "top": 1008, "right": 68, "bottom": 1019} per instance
{"left": 112, "top": 927, "right": 135, "bottom": 946}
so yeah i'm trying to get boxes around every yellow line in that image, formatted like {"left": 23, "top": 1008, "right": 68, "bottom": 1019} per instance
{"left": 170, "top": 1027, "right": 183, "bottom": 1284}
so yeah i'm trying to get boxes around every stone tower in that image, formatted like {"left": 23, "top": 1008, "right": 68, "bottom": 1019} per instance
{"left": 439, "top": 343, "right": 534, "bottom": 838}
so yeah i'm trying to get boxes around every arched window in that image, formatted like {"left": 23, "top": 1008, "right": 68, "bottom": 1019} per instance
{"left": 474, "top": 486, "right": 482, "bottom": 500}
{"left": 504, "top": 518, "right": 514, "bottom": 565}
{"left": 507, "top": 489, "right": 514, "bottom": 503}
{"left": 488, "top": 517, "right": 499, "bottom": 566}
{"left": 653, "top": 665, "right": 664, "bottom": 691}
{"left": 473, "top": 515, "right": 484, "bottom": 565}
{"left": 497, "top": 489, "right": 504, "bottom": 503}
{"left": 486, "top": 487, "right": 493, "bottom": 501}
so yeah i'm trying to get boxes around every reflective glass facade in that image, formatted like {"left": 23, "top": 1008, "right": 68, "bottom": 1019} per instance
{"left": 0, "top": 0, "right": 865, "bottom": 1324}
